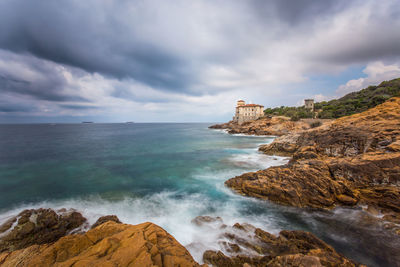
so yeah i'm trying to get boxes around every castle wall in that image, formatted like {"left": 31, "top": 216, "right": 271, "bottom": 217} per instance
{"left": 233, "top": 105, "right": 264, "bottom": 125}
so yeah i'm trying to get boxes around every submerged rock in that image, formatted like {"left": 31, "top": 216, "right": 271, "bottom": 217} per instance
{"left": 0, "top": 208, "right": 86, "bottom": 252}
{"left": 0, "top": 221, "right": 203, "bottom": 267}
{"left": 191, "top": 216, "right": 223, "bottom": 227}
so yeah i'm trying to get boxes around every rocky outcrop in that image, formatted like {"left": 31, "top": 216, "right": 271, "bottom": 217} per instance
{"left": 0, "top": 208, "right": 86, "bottom": 252}
{"left": 91, "top": 215, "right": 121, "bottom": 229}
{"left": 195, "top": 217, "right": 361, "bottom": 267}
{"left": 209, "top": 116, "right": 320, "bottom": 136}
{"left": 0, "top": 221, "right": 203, "bottom": 267}
{"left": 226, "top": 97, "right": 400, "bottom": 234}
{"left": 259, "top": 97, "right": 400, "bottom": 157}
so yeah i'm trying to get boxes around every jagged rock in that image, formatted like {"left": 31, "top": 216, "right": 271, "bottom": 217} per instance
{"left": 203, "top": 250, "right": 271, "bottom": 267}
{"left": 202, "top": 222, "right": 360, "bottom": 267}
{"left": 91, "top": 215, "right": 121, "bottom": 229}
{"left": 0, "top": 208, "right": 86, "bottom": 252}
{"left": 191, "top": 216, "right": 223, "bottom": 227}
{"left": 0, "top": 221, "right": 203, "bottom": 267}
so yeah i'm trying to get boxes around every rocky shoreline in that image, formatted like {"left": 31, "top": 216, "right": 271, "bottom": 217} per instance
{"left": 209, "top": 116, "right": 330, "bottom": 137}
{"left": 225, "top": 97, "right": 400, "bottom": 238}
{"left": 0, "top": 208, "right": 363, "bottom": 266}
{"left": 1, "top": 99, "right": 399, "bottom": 266}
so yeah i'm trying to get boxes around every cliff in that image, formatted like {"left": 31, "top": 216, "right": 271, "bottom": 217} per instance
{"left": 226, "top": 97, "right": 400, "bottom": 235}
{"left": 209, "top": 116, "right": 321, "bottom": 136}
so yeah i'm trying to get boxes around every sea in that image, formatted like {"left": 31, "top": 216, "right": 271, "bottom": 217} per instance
{"left": 0, "top": 123, "right": 398, "bottom": 266}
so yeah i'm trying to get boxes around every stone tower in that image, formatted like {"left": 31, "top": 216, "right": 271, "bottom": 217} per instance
{"left": 237, "top": 100, "right": 245, "bottom": 106}
{"left": 304, "top": 99, "right": 314, "bottom": 111}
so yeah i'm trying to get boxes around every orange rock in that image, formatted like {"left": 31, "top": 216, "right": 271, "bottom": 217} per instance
{"left": 0, "top": 221, "right": 203, "bottom": 267}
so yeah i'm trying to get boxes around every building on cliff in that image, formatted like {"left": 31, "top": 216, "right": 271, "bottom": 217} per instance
{"left": 233, "top": 100, "right": 264, "bottom": 125}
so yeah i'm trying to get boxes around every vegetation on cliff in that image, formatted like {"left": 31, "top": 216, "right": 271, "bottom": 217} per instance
{"left": 264, "top": 77, "right": 400, "bottom": 119}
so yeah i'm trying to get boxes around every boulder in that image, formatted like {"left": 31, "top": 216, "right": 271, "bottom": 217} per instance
{"left": 0, "top": 208, "right": 86, "bottom": 252}
{"left": 0, "top": 221, "right": 203, "bottom": 267}
{"left": 91, "top": 215, "right": 121, "bottom": 229}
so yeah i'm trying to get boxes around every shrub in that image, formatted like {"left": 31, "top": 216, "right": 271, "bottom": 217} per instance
{"left": 290, "top": 114, "right": 300, "bottom": 121}
{"left": 310, "top": 121, "right": 322, "bottom": 128}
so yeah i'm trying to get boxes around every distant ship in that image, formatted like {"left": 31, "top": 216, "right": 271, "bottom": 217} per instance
{"left": 125, "top": 121, "right": 134, "bottom": 124}
{"left": 82, "top": 121, "right": 94, "bottom": 124}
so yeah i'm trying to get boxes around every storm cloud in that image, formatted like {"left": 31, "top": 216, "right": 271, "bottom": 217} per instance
{"left": 0, "top": 0, "right": 399, "bottom": 122}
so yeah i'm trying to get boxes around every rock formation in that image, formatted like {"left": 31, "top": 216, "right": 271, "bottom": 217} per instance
{"left": 226, "top": 97, "right": 400, "bottom": 235}
{"left": 91, "top": 215, "right": 121, "bottom": 229}
{"left": 209, "top": 116, "right": 321, "bottom": 136}
{"left": 0, "top": 208, "right": 86, "bottom": 252}
{"left": 0, "top": 219, "right": 202, "bottom": 267}
{"left": 192, "top": 217, "right": 361, "bottom": 267}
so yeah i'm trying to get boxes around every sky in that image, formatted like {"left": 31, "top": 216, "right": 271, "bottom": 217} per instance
{"left": 1, "top": 0, "right": 400, "bottom": 123}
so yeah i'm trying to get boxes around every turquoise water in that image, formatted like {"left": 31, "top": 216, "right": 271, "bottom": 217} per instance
{"left": 0, "top": 123, "right": 398, "bottom": 265}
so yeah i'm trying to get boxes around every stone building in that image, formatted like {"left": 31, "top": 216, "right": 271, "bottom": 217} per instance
{"left": 233, "top": 100, "right": 264, "bottom": 125}
{"left": 304, "top": 99, "right": 314, "bottom": 111}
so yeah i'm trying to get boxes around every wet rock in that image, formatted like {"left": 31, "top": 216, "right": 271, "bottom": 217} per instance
{"left": 202, "top": 222, "right": 360, "bottom": 267}
{"left": 203, "top": 250, "right": 271, "bottom": 267}
{"left": 336, "top": 194, "right": 358, "bottom": 206}
{"left": 267, "top": 254, "right": 322, "bottom": 267}
{"left": 0, "top": 221, "right": 203, "bottom": 267}
{"left": 191, "top": 216, "right": 223, "bottom": 227}
{"left": 0, "top": 218, "right": 16, "bottom": 234}
{"left": 0, "top": 208, "right": 86, "bottom": 252}
{"left": 91, "top": 215, "right": 121, "bottom": 229}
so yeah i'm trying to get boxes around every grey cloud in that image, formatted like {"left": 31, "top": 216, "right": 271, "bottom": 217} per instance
{"left": 0, "top": 50, "right": 89, "bottom": 102}
{"left": 0, "top": 74, "right": 87, "bottom": 102}
{"left": 0, "top": 103, "right": 35, "bottom": 113}
{"left": 0, "top": 0, "right": 399, "bottom": 123}
{"left": 0, "top": 0, "right": 195, "bottom": 93}
{"left": 248, "top": 0, "right": 346, "bottom": 27}
{"left": 59, "top": 104, "right": 99, "bottom": 110}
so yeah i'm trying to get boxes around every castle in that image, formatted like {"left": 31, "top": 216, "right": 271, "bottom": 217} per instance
{"left": 233, "top": 100, "right": 264, "bottom": 125}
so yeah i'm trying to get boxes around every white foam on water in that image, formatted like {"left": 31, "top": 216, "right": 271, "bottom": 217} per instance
{"left": 227, "top": 151, "right": 288, "bottom": 170}
{"left": 0, "top": 190, "right": 284, "bottom": 263}
{"left": 0, "top": 133, "right": 289, "bottom": 263}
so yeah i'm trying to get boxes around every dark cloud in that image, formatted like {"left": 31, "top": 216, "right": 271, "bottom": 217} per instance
{"left": 0, "top": 103, "right": 34, "bottom": 113}
{"left": 0, "top": 73, "right": 87, "bottom": 102}
{"left": 0, "top": 50, "right": 89, "bottom": 102}
{"left": 0, "top": 0, "right": 195, "bottom": 92}
{"left": 267, "top": 0, "right": 346, "bottom": 25}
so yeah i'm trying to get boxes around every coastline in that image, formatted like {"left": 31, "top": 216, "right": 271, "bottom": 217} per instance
{"left": 1, "top": 119, "right": 399, "bottom": 266}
